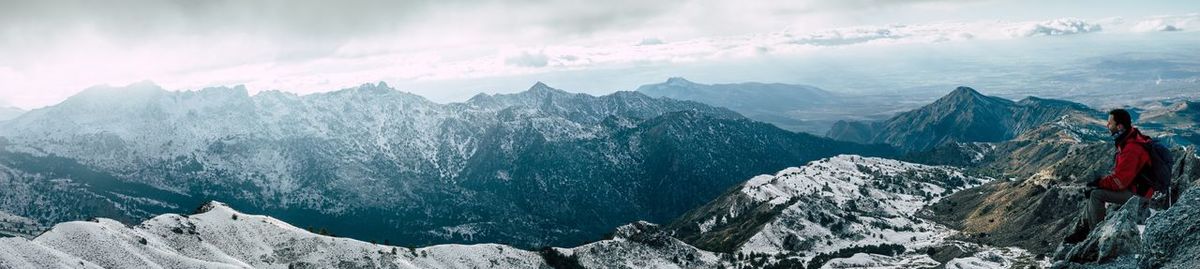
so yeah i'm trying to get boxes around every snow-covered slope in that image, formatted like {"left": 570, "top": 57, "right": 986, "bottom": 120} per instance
{"left": 0, "top": 210, "right": 40, "bottom": 238}
{"left": 550, "top": 221, "right": 730, "bottom": 269}
{"left": 669, "top": 155, "right": 1046, "bottom": 268}
{"left": 0, "top": 201, "right": 545, "bottom": 269}
{"left": 739, "top": 156, "right": 979, "bottom": 254}
{"left": 0, "top": 201, "right": 746, "bottom": 269}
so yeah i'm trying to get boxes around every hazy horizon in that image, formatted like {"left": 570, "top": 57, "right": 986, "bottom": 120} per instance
{"left": 2, "top": 0, "right": 1198, "bottom": 110}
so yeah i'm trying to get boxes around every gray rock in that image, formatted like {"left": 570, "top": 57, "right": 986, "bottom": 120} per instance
{"left": 613, "top": 221, "right": 671, "bottom": 247}
{"left": 1141, "top": 188, "right": 1200, "bottom": 268}
{"left": 1064, "top": 196, "right": 1144, "bottom": 264}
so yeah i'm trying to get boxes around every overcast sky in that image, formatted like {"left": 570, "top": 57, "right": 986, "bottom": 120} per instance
{"left": 0, "top": 0, "right": 1197, "bottom": 109}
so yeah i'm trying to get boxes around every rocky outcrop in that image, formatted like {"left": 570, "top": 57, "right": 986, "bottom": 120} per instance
{"left": 1141, "top": 188, "right": 1200, "bottom": 268}
{"left": 613, "top": 221, "right": 672, "bottom": 247}
{"left": 1049, "top": 186, "right": 1200, "bottom": 269}
{"left": 1059, "top": 197, "right": 1144, "bottom": 265}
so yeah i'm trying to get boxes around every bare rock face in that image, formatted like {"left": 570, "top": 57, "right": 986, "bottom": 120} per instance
{"left": 1059, "top": 197, "right": 1144, "bottom": 265}
{"left": 1141, "top": 188, "right": 1200, "bottom": 268}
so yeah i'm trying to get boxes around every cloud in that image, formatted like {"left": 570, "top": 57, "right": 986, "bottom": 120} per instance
{"left": 505, "top": 51, "right": 551, "bottom": 68}
{"left": 637, "top": 38, "right": 665, "bottom": 46}
{"left": 1130, "top": 13, "right": 1198, "bottom": 32}
{"left": 791, "top": 27, "right": 907, "bottom": 46}
{"left": 1008, "top": 18, "right": 1102, "bottom": 37}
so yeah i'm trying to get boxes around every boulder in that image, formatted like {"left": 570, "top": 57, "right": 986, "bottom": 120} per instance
{"left": 1063, "top": 197, "right": 1144, "bottom": 264}
{"left": 1141, "top": 188, "right": 1200, "bottom": 268}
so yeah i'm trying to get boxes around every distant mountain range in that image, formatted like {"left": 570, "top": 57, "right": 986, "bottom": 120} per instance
{"left": 637, "top": 77, "right": 839, "bottom": 114}
{"left": 635, "top": 77, "right": 916, "bottom": 135}
{"left": 1142, "top": 100, "right": 1200, "bottom": 127}
{"left": 0, "top": 81, "right": 894, "bottom": 248}
{"left": 0, "top": 106, "right": 22, "bottom": 121}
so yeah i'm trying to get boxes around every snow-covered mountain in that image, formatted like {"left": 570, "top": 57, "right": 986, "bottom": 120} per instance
{"left": 0, "top": 81, "right": 894, "bottom": 248}
{"left": 0, "top": 155, "right": 1040, "bottom": 269}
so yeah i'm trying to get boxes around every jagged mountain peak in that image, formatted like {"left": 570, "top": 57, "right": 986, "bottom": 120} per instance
{"left": 941, "top": 86, "right": 984, "bottom": 101}
{"left": 952, "top": 86, "right": 980, "bottom": 95}
{"left": 344, "top": 81, "right": 397, "bottom": 95}
{"left": 527, "top": 81, "right": 567, "bottom": 94}
{"left": 313, "top": 82, "right": 437, "bottom": 106}
{"left": 665, "top": 77, "right": 696, "bottom": 86}
{"left": 933, "top": 86, "right": 1013, "bottom": 107}
{"left": 470, "top": 82, "right": 573, "bottom": 105}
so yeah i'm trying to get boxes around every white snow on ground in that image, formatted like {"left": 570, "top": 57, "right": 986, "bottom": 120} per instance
{"left": 0, "top": 202, "right": 737, "bottom": 269}
{"left": 943, "top": 247, "right": 1036, "bottom": 269}
{"left": 737, "top": 155, "right": 987, "bottom": 256}
{"left": 679, "top": 154, "right": 1047, "bottom": 268}
{"left": 822, "top": 252, "right": 940, "bottom": 269}
{"left": 0, "top": 201, "right": 546, "bottom": 269}
{"left": 0, "top": 210, "right": 42, "bottom": 239}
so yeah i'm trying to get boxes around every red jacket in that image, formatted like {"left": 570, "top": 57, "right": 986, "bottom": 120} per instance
{"left": 1098, "top": 128, "right": 1153, "bottom": 197}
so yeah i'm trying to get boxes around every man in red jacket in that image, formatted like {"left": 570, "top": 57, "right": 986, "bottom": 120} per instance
{"left": 1063, "top": 109, "right": 1153, "bottom": 244}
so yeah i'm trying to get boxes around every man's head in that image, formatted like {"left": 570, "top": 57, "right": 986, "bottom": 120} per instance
{"left": 1107, "top": 109, "right": 1133, "bottom": 134}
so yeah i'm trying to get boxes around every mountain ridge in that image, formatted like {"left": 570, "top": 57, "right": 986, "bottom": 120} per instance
{"left": 827, "top": 86, "right": 1102, "bottom": 151}
{"left": 0, "top": 81, "right": 892, "bottom": 249}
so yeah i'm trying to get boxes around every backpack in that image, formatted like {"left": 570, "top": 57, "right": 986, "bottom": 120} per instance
{"left": 1137, "top": 139, "right": 1175, "bottom": 207}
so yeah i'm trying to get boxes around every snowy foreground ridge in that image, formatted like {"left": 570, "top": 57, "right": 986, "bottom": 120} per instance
{"left": 0, "top": 201, "right": 546, "bottom": 269}
{"left": 0, "top": 155, "right": 1040, "bottom": 268}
